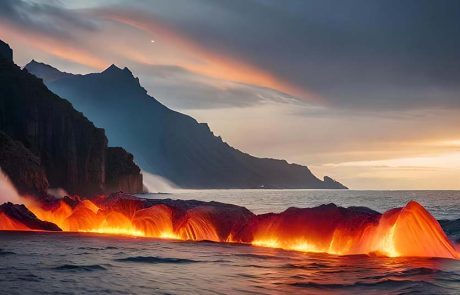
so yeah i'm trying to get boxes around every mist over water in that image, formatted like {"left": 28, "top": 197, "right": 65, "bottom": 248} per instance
{"left": 0, "top": 169, "right": 22, "bottom": 204}
{"left": 46, "top": 188, "right": 69, "bottom": 199}
{"left": 141, "top": 170, "right": 179, "bottom": 193}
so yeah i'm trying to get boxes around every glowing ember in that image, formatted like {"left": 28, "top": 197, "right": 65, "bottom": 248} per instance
{"left": 0, "top": 195, "right": 458, "bottom": 259}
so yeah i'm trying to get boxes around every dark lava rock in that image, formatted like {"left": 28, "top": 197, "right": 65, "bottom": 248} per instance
{"left": 0, "top": 202, "right": 61, "bottom": 231}
{"left": 106, "top": 147, "right": 143, "bottom": 194}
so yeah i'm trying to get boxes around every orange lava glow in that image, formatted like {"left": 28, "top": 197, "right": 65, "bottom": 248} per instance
{"left": 0, "top": 212, "right": 30, "bottom": 231}
{"left": 26, "top": 198, "right": 178, "bottom": 239}
{"left": 1, "top": 197, "right": 458, "bottom": 260}
{"left": 247, "top": 202, "right": 459, "bottom": 259}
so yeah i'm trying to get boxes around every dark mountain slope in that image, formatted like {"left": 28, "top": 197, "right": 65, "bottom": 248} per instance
{"left": 26, "top": 61, "right": 347, "bottom": 189}
{"left": 0, "top": 40, "right": 142, "bottom": 197}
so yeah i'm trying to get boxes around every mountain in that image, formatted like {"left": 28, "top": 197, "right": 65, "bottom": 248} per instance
{"left": 25, "top": 61, "right": 347, "bottom": 189}
{"left": 0, "top": 40, "right": 143, "bottom": 197}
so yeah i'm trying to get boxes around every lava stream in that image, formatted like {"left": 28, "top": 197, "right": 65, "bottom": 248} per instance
{"left": 0, "top": 195, "right": 458, "bottom": 259}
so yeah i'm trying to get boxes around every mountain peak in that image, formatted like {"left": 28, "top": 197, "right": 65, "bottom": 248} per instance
{"left": 103, "top": 64, "right": 122, "bottom": 72}
{"left": 102, "top": 64, "right": 133, "bottom": 76}
{"left": 99, "top": 64, "right": 145, "bottom": 93}
{"left": 26, "top": 59, "right": 56, "bottom": 70}
{"left": 24, "top": 60, "right": 71, "bottom": 82}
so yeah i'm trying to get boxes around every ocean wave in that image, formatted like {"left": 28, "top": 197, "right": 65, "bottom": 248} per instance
{"left": 115, "top": 256, "right": 199, "bottom": 264}
{"left": 281, "top": 262, "right": 330, "bottom": 269}
{"left": 77, "top": 246, "right": 118, "bottom": 251}
{"left": 290, "top": 279, "right": 442, "bottom": 290}
{"left": 233, "top": 253, "right": 286, "bottom": 260}
{"left": 0, "top": 249, "right": 15, "bottom": 256}
{"left": 53, "top": 264, "right": 107, "bottom": 272}
{"left": 363, "top": 267, "right": 460, "bottom": 281}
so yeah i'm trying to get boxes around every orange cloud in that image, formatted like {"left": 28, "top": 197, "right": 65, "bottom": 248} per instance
{"left": 0, "top": 21, "right": 107, "bottom": 69}
{"left": 95, "top": 9, "right": 320, "bottom": 102}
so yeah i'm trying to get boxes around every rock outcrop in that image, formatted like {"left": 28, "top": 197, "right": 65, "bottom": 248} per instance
{"left": 106, "top": 147, "right": 143, "bottom": 194}
{"left": 0, "top": 40, "right": 142, "bottom": 197}
{"left": 25, "top": 61, "right": 347, "bottom": 189}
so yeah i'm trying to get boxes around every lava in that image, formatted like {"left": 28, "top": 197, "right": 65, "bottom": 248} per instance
{"left": 0, "top": 212, "right": 30, "bottom": 231}
{"left": 0, "top": 194, "right": 458, "bottom": 259}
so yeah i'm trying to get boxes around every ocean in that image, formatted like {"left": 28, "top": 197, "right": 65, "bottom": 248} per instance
{"left": 1, "top": 190, "right": 460, "bottom": 294}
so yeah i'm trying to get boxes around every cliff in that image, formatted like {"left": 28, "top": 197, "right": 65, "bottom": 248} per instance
{"left": 0, "top": 40, "right": 142, "bottom": 197}
{"left": 25, "top": 61, "right": 347, "bottom": 189}
{"left": 106, "top": 147, "right": 143, "bottom": 194}
{"left": 0, "top": 131, "right": 48, "bottom": 197}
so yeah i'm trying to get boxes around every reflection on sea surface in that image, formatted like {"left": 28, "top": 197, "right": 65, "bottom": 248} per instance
{"left": 1, "top": 232, "right": 460, "bottom": 295}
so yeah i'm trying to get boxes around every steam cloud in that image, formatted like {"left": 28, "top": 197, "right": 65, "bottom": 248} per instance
{"left": 0, "top": 168, "right": 23, "bottom": 204}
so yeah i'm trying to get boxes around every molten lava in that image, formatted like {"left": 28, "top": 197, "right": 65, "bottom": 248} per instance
{"left": 0, "top": 194, "right": 458, "bottom": 259}
{"left": 0, "top": 212, "right": 30, "bottom": 231}
{"left": 244, "top": 202, "right": 459, "bottom": 259}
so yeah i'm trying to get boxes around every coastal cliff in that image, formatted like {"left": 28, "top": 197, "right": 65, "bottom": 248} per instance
{"left": 26, "top": 61, "right": 347, "bottom": 189}
{"left": 0, "top": 40, "right": 142, "bottom": 197}
{"left": 0, "top": 131, "right": 48, "bottom": 197}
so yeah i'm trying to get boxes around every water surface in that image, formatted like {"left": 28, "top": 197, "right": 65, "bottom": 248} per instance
{"left": 2, "top": 190, "right": 460, "bottom": 294}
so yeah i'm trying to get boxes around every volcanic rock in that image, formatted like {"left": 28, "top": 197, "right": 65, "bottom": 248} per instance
{"left": 0, "top": 202, "right": 61, "bottom": 231}
{"left": 106, "top": 147, "right": 143, "bottom": 194}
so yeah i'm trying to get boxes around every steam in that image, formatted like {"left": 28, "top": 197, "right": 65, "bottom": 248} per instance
{"left": 142, "top": 171, "right": 179, "bottom": 193}
{"left": 47, "top": 188, "right": 69, "bottom": 199}
{"left": 0, "top": 168, "right": 23, "bottom": 204}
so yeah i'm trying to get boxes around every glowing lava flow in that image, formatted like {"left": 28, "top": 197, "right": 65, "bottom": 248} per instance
{"left": 246, "top": 202, "right": 459, "bottom": 259}
{"left": 0, "top": 195, "right": 458, "bottom": 259}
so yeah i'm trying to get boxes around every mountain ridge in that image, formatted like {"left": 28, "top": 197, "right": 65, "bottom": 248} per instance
{"left": 25, "top": 60, "right": 347, "bottom": 189}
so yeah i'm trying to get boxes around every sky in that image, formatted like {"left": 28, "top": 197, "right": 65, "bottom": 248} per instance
{"left": 1, "top": 0, "right": 460, "bottom": 189}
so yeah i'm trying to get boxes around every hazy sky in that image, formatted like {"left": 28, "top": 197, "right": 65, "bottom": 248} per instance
{"left": 1, "top": 0, "right": 460, "bottom": 189}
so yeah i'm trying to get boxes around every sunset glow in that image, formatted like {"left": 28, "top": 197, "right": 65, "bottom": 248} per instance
{"left": 1, "top": 1, "right": 459, "bottom": 189}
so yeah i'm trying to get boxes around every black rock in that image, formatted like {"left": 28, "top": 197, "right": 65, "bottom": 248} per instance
{"left": 0, "top": 202, "right": 61, "bottom": 231}
{"left": 0, "top": 131, "right": 49, "bottom": 197}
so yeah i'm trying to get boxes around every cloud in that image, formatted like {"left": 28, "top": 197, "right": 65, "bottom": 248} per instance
{"left": 133, "top": 63, "right": 302, "bottom": 109}
{"left": 109, "top": 0, "right": 460, "bottom": 111}
{"left": 4, "top": 0, "right": 459, "bottom": 111}
{"left": 0, "top": 0, "right": 97, "bottom": 38}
